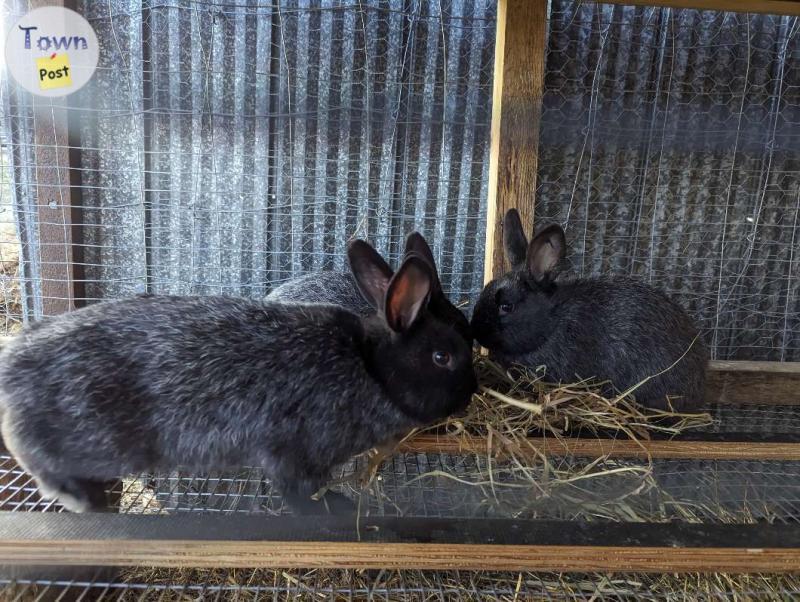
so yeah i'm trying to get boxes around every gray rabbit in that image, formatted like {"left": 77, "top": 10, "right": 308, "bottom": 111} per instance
{"left": 471, "top": 209, "right": 707, "bottom": 410}
{"left": 267, "top": 232, "right": 473, "bottom": 345}
{"left": 0, "top": 240, "right": 476, "bottom": 514}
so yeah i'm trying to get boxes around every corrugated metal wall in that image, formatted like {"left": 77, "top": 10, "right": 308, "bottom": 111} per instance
{"left": 537, "top": 1, "right": 800, "bottom": 361}
{"left": 2, "top": 0, "right": 495, "bottom": 308}
{"left": 2, "top": 1, "right": 799, "bottom": 362}
{"left": 60, "top": 0, "right": 495, "bottom": 304}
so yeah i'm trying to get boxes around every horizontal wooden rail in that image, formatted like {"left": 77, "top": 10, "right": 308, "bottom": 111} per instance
{"left": 590, "top": 0, "right": 800, "bottom": 17}
{"left": 402, "top": 434, "right": 800, "bottom": 461}
{"left": 706, "top": 360, "right": 800, "bottom": 405}
{"left": 1, "top": 514, "right": 799, "bottom": 573}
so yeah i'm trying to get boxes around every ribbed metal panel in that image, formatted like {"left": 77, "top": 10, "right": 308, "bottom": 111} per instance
{"left": 537, "top": 1, "right": 800, "bottom": 361}
{"left": 118, "top": 0, "right": 495, "bottom": 304}
{"left": 1, "top": 0, "right": 495, "bottom": 312}
{"left": 2, "top": 1, "right": 798, "bottom": 362}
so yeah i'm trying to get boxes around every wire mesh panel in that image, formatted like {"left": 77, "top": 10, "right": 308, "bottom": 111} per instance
{"left": 3, "top": 449, "right": 800, "bottom": 525}
{"left": 0, "top": 0, "right": 496, "bottom": 323}
{"left": 4, "top": 568, "right": 800, "bottom": 601}
{"left": 536, "top": 1, "right": 800, "bottom": 362}
{"left": 3, "top": 1, "right": 799, "bottom": 352}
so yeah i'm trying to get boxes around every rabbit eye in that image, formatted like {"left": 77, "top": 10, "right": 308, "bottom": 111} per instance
{"left": 499, "top": 302, "right": 515, "bottom": 315}
{"left": 432, "top": 351, "right": 451, "bottom": 367}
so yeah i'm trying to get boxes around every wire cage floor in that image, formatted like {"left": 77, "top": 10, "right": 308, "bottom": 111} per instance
{"left": 5, "top": 567, "right": 800, "bottom": 601}
{"left": 3, "top": 438, "right": 800, "bottom": 525}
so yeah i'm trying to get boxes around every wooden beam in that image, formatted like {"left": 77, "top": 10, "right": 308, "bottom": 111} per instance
{"left": 2, "top": 514, "right": 799, "bottom": 573}
{"left": 28, "top": 0, "right": 75, "bottom": 317}
{"left": 30, "top": 101, "right": 74, "bottom": 317}
{"left": 589, "top": 0, "right": 800, "bottom": 17}
{"left": 706, "top": 360, "right": 800, "bottom": 405}
{"left": 484, "top": 0, "right": 548, "bottom": 283}
{"left": 401, "top": 434, "right": 800, "bottom": 461}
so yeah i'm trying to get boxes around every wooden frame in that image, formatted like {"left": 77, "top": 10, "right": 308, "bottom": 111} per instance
{"left": 401, "top": 434, "right": 800, "bottom": 461}
{"left": 3, "top": 514, "right": 800, "bottom": 573}
{"left": 706, "top": 361, "right": 800, "bottom": 406}
{"left": 30, "top": 100, "right": 74, "bottom": 316}
{"left": 2, "top": 0, "right": 800, "bottom": 582}
{"left": 484, "top": 0, "right": 547, "bottom": 282}
{"left": 21, "top": 0, "right": 79, "bottom": 316}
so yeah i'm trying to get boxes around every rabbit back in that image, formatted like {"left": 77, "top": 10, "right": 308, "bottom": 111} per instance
{"left": 266, "top": 271, "right": 372, "bottom": 316}
{"left": 491, "top": 276, "right": 707, "bottom": 410}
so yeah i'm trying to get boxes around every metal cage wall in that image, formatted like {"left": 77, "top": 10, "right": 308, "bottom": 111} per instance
{"left": 2, "top": 0, "right": 800, "bottom": 600}
{"left": 536, "top": 1, "right": 800, "bottom": 362}
{"left": 1, "top": 0, "right": 496, "bottom": 326}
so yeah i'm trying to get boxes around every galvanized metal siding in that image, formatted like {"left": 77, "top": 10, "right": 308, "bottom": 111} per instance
{"left": 78, "top": 0, "right": 148, "bottom": 302}
{"left": 132, "top": 0, "right": 496, "bottom": 304}
{"left": 2, "top": 0, "right": 495, "bottom": 314}
{"left": 5, "top": 1, "right": 798, "bottom": 362}
{"left": 537, "top": 2, "right": 800, "bottom": 361}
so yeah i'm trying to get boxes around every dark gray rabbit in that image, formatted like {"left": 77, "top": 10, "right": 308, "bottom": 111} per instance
{"left": 471, "top": 209, "right": 707, "bottom": 411}
{"left": 266, "top": 232, "right": 473, "bottom": 345}
{"left": 0, "top": 241, "right": 476, "bottom": 514}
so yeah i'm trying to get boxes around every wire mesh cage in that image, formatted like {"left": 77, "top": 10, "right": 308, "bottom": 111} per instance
{"left": 1, "top": 0, "right": 496, "bottom": 321}
{"left": 6, "top": 569, "right": 796, "bottom": 600}
{"left": 3, "top": 449, "right": 800, "bottom": 523}
{"left": 535, "top": 1, "right": 800, "bottom": 362}
{"left": 1, "top": 0, "right": 800, "bottom": 600}
{"left": 4, "top": 568, "right": 800, "bottom": 601}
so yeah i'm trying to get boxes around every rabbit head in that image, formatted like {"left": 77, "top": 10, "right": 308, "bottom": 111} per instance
{"left": 349, "top": 239, "right": 477, "bottom": 423}
{"left": 471, "top": 209, "right": 566, "bottom": 356}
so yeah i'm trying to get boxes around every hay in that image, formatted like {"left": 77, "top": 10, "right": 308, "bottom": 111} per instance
{"left": 449, "top": 355, "right": 713, "bottom": 441}
{"left": 109, "top": 567, "right": 800, "bottom": 600}
{"left": 336, "top": 355, "right": 715, "bottom": 522}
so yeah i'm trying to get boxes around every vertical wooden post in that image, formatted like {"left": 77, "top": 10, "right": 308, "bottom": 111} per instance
{"left": 29, "top": 0, "right": 75, "bottom": 316}
{"left": 484, "top": 0, "right": 549, "bottom": 283}
{"left": 31, "top": 99, "right": 74, "bottom": 317}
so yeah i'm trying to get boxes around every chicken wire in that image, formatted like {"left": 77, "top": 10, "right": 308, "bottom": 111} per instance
{"left": 3, "top": 447, "right": 800, "bottom": 524}
{"left": 537, "top": 1, "right": 800, "bottom": 362}
{"left": 0, "top": 0, "right": 495, "bottom": 322}
{"left": 1, "top": 1, "right": 799, "bottom": 359}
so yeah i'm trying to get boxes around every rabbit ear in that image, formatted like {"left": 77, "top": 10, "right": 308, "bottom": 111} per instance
{"left": 384, "top": 256, "right": 432, "bottom": 333}
{"left": 348, "top": 240, "right": 394, "bottom": 310}
{"left": 403, "top": 232, "right": 441, "bottom": 293}
{"left": 503, "top": 209, "right": 528, "bottom": 269}
{"left": 526, "top": 224, "right": 566, "bottom": 283}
